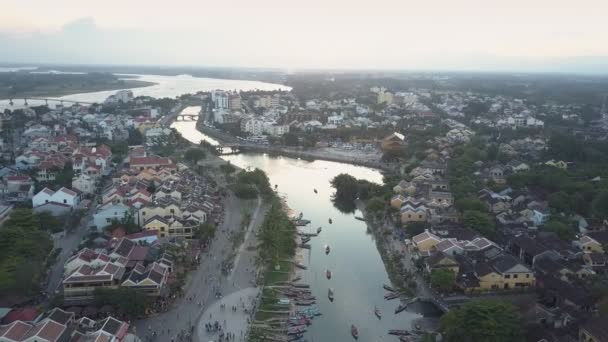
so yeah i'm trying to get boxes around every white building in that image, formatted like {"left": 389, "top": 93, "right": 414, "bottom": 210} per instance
{"left": 327, "top": 115, "right": 344, "bottom": 126}
{"left": 263, "top": 123, "right": 290, "bottom": 136}
{"left": 93, "top": 204, "right": 130, "bottom": 230}
{"left": 212, "top": 90, "right": 229, "bottom": 109}
{"left": 105, "top": 90, "right": 134, "bottom": 104}
{"left": 32, "top": 187, "right": 81, "bottom": 208}
{"left": 241, "top": 118, "right": 265, "bottom": 136}
{"left": 72, "top": 174, "right": 96, "bottom": 195}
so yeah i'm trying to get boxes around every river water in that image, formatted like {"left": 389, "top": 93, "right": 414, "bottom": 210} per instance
{"left": 0, "top": 73, "right": 290, "bottom": 110}
{"left": 174, "top": 116, "right": 424, "bottom": 341}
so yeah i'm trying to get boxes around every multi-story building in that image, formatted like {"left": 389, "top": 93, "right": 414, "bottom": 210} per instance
{"left": 229, "top": 93, "right": 242, "bottom": 110}
{"left": 241, "top": 118, "right": 265, "bottom": 136}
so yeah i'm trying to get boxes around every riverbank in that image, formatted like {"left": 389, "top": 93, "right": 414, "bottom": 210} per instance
{"left": 0, "top": 79, "right": 155, "bottom": 101}
{"left": 196, "top": 124, "right": 395, "bottom": 171}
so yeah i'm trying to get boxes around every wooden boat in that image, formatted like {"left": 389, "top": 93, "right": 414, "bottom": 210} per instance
{"left": 299, "top": 244, "right": 311, "bottom": 249}
{"left": 328, "top": 288, "right": 334, "bottom": 302}
{"left": 292, "top": 283, "right": 310, "bottom": 288}
{"left": 314, "top": 188, "right": 318, "bottom": 194}
{"left": 294, "top": 219, "right": 311, "bottom": 226}
{"left": 326, "top": 269, "right": 332, "bottom": 279}
{"left": 395, "top": 302, "right": 407, "bottom": 314}
{"left": 288, "top": 333, "right": 304, "bottom": 341}
{"left": 384, "top": 292, "right": 400, "bottom": 300}
{"left": 301, "top": 237, "right": 311, "bottom": 244}
{"left": 325, "top": 245, "right": 331, "bottom": 254}
{"left": 295, "top": 262, "right": 307, "bottom": 270}
{"left": 328, "top": 218, "right": 333, "bottom": 224}
{"left": 354, "top": 216, "right": 365, "bottom": 221}
{"left": 351, "top": 325, "right": 359, "bottom": 339}
{"left": 295, "top": 300, "right": 316, "bottom": 306}
{"left": 317, "top": 227, "right": 322, "bottom": 234}
{"left": 388, "top": 329, "right": 410, "bottom": 336}
{"left": 383, "top": 284, "right": 396, "bottom": 292}
{"left": 374, "top": 306, "right": 381, "bottom": 319}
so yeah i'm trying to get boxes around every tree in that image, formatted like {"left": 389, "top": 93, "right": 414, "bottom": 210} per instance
{"left": 127, "top": 128, "right": 144, "bottom": 145}
{"left": 219, "top": 163, "right": 236, "bottom": 175}
{"left": 430, "top": 269, "right": 455, "bottom": 292}
{"left": 283, "top": 132, "right": 300, "bottom": 146}
{"left": 195, "top": 223, "right": 216, "bottom": 242}
{"left": 94, "top": 288, "right": 148, "bottom": 319}
{"left": 592, "top": 191, "right": 608, "bottom": 220}
{"left": 440, "top": 300, "right": 524, "bottom": 342}
{"left": 463, "top": 210, "right": 496, "bottom": 237}
{"left": 455, "top": 197, "right": 487, "bottom": 212}
{"left": 543, "top": 220, "right": 575, "bottom": 241}
{"left": 405, "top": 222, "right": 428, "bottom": 236}
{"left": 184, "top": 148, "right": 206, "bottom": 163}
{"left": 366, "top": 197, "right": 385, "bottom": 218}
{"left": 331, "top": 174, "right": 359, "bottom": 203}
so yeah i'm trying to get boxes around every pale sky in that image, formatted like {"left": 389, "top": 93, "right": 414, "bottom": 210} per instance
{"left": 1, "top": 0, "right": 608, "bottom": 71}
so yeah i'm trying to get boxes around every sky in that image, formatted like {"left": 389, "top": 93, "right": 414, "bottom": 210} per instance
{"left": 1, "top": 0, "right": 608, "bottom": 72}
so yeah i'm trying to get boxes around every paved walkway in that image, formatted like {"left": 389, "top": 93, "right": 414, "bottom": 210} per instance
{"left": 134, "top": 194, "right": 267, "bottom": 342}
{"left": 196, "top": 288, "right": 259, "bottom": 342}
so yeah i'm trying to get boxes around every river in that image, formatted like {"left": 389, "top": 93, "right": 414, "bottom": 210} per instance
{"left": 0, "top": 73, "right": 290, "bottom": 110}
{"left": 174, "top": 116, "right": 429, "bottom": 341}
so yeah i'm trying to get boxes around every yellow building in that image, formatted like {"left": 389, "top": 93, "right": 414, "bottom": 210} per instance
{"left": 579, "top": 316, "right": 607, "bottom": 342}
{"left": 400, "top": 203, "right": 429, "bottom": 224}
{"left": 412, "top": 230, "right": 441, "bottom": 253}
{"left": 425, "top": 253, "right": 460, "bottom": 274}
{"left": 578, "top": 235, "right": 605, "bottom": 254}
{"left": 461, "top": 255, "right": 535, "bottom": 293}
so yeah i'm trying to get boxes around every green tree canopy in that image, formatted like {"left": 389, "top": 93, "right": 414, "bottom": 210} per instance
{"left": 543, "top": 220, "right": 576, "bottom": 241}
{"left": 463, "top": 210, "right": 496, "bottom": 237}
{"left": 440, "top": 300, "right": 523, "bottom": 342}
{"left": 430, "top": 269, "right": 455, "bottom": 292}
{"left": 455, "top": 197, "right": 487, "bottom": 212}
{"left": 184, "top": 148, "right": 207, "bottom": 163}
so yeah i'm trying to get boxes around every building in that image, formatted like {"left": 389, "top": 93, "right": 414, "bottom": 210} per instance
{"left": 63, "top": 259, "right": 126, "bottom": 304}
{"left": 377, "top": 90, "right": 393, "bottom": 104}
{"left": 130, "top": 156, "right": 174, "bottom": 171}
{"left": 71, "top": 174, "right": 96, "bottom": 195}
{"left": 32, "top": 187, "right": 80, "bottom": 209}
{"left": 412, "top": 230, "right": 442, "bottom": 253}
{"left": 229, "top": 93, "right": 242, "bottom": 110}
{"left": 92, "top": 204, "right": 131, "bottom": 231}
{"left": 400, "top": 202, "right": 429, "bottom": 224}
{"left": 381, "top": 132, "right": 405, "bottom": 151}
{"left": 241, "top": 118, "right": 265, "bottom": 136}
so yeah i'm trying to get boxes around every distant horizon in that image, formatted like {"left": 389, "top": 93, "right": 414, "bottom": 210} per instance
{"left": 2, "top": 59, "right": 608, "bottom": 76}
{"left": 3, "top": 1, "right": 608, "bottom": 74}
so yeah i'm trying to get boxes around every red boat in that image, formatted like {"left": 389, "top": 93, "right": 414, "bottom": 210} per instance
{"left": 326, "top": 269, "right": 332, "bottom": 279}
{"left": 351, "top": 325, "right": 359, "bottom": 339}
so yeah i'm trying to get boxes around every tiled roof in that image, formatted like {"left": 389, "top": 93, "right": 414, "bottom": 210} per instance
{"left": 0, "top": 320, "right": 32, "bottom": 340}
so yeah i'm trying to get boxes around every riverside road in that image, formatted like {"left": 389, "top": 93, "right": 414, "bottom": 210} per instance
{"left": 134, "top": 194, "right": 266, "bottom": 342}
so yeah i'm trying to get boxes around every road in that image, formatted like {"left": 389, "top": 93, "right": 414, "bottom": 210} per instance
{"left": 45, "top": 201, "right": 97, "bottom": 297}
{"left": 134, "top": 194, "right": 267, "bottom": 342}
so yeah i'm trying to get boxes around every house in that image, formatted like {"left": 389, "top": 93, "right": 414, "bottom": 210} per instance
{"left": 425, "top": 252, "right": 460, "bottom": 274}
{"left": 63, "top": 261, "right": 126, "bottom": 304}
{"left": 92, "top": 204, "right": 131, "bottom": 231}
{"left": 32, "top": 202, "right": 72, "bottom": 217}
{"left": 32, "top": 187, "right": 80, "bottom": 208}
{"left": 380, "top": 132, "right": 405, "bottom": 151}
{"left": 63, "top": 248, "right": 111, "bottom": 276}
{"left": 488, "top": 165, "right": 506, "bottom": 184}
{"left": 412, "top": 230, "right": 442, "bottom": 252}
{"left": 71, "top": 174, "right": 96, "bottom": 195}
{"left": 458, "top": 254, "right": 535, "bottom": 293}
{"left": 393, "top": 180, "right": 416, "bottom": 195}
{"left": 390, "top": 194, "right": 407, "bottom": 209}
{"left": 545, "top": 160, "right": 568, "bottom": 169}
{"left": 400, "top": 203, "right": 429, "bottom": 223}
{"left": 507, "top": 160, "right": 530, "bottom": 173}
{"left": 121, "top": 262, "right": 169, "bottom": 296}
{"left": 1, "top": 175, "right": 34, "bottom": 202}
{"left": 130, "top": 156, "right": 174, "bottom": 171}
{"left": 576, "top": 235, "right": 605, "bottom": 254}
{"left": 579, "top": 316, "right": 608, "bottom": 342}
{"left": 582, "top": 253, "right": 607, "bottom": 270}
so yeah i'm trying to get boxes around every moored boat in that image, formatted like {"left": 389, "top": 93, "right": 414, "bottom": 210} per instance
{"left": 395, "top": 302, "right": 407, "bottom": 314}
{"left": 383, "top": 284, "right": 396, "bottom": 292}
{"left": 355, "top": 216, "right": 365, "bottom": 221}
{"left": 388, "top": 329, "right": 410, "bottom": 336}
{"left": 295, "top": 262, "right": 307, "bottom": 270}
{"left": 314, "top": 188, "right": 318, "bottom": 193}
{"left": 374, "top": 306, "right": 382, "bottom": 319}
{"left": 351, "top": 325, "right": 358, "bottom": 339}
{"left": 317, "top": 227, "right": 322, "bottom": 233}
{"left": 329, "top": 218, "right": 333, "bottom": 224}
{"left": 325, "top": 245, "right": 331, "bottom": 254}
{"left": 326, "top": 269, "right": 332, "bottom": 279}
{"left": 328, "top": 288, "right": 334, "bottom": 301}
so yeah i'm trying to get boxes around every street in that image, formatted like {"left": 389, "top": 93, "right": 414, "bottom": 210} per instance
{"left": 134, "top": 194, "right": 267, "bottom": 342}
{"left": 45, "top": 201, "right": 97, "bottom": 297}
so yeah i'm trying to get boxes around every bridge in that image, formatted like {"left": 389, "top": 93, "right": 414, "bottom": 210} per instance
{"left": 7, "top": 97, "right": 95, "bottom": 106}
{"left": 175, "top": 114, "right": 199, "bottom": 121}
